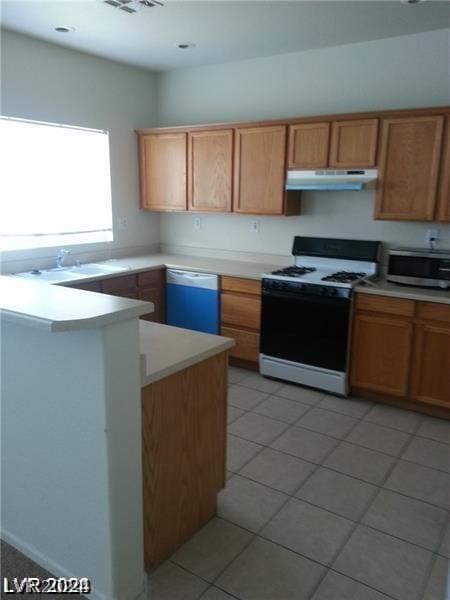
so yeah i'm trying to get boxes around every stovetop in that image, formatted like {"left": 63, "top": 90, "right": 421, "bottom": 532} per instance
{"left": 263, "top": 237, "right": 380, "bottom": 289}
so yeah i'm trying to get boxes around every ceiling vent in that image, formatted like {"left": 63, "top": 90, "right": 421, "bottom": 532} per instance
{"left": 103, "top": 0, "right": 163, "bottom": 14}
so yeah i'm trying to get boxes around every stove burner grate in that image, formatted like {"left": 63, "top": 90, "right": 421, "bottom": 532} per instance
{"left": 271, "top": 266, "right": 316, "bottom": 277}
{"left": 322, "top": 271, "right": 366, "bottom": 283}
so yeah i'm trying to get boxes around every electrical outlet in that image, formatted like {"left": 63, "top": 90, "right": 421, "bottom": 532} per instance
{"left": 193, "top": 217, "right": 202, "bottom": 231}
{"left": 426, "top": 228, "right": 439, "bottom": 243}
{"left": 250, "top": 219, "right": 260, "bottom": 233}
{"left": 117, "top": 217, "right": 128, "bottom": 230}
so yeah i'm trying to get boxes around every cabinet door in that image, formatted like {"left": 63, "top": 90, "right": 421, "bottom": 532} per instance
{"left": 350, "top": 313, "right": 413, "bottom": 397}
{"left": 437, "top": 117, "right": 450, "bottom": 222}
{"left": 288, "top": 123, "right": 330, "bottom": 169}
{"left": 139, "top": 288, "right": 165, "bottom": 323}
{"left": 375, "top": 116, "right": 444, "bottom": 221}
{"left": 188, "top": 130, "right": 233, "bottom": 212}
{"left": 410, "top": 322, "right": 450, "bottom": 408}
{"left": 329, "top": 119, "right": 378, "bottom": 168}
{"left": 234, "top": 126, "right": 287, "bottom": 214}
{"left": 139, "top": 133, "right": 187, "bottom": 211}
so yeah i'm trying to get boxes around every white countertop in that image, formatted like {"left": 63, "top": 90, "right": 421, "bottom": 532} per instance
{"left": 56, "top": 253, "right": 281, "bottom": 283}
{"left": 0, "top": 276, "right": 154, "bottom": 331}
{"left": 6, "top": 252, "right": 450, "bottom": 332}
{"left": 355, "top": 278, "right": 450, "bottom": 305}
{"left": 139, "top": 321, "right": 234, "bottom": 386}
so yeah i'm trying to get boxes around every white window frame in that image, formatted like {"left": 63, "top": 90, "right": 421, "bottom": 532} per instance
{"left": 0, "top": 116, "right": 114, "bottom": 252}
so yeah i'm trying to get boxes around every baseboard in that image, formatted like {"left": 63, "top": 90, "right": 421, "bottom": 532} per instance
{"left": 1, "top": 529, "right": 147, "bottom": 600}
{"left": 352, "top": 388, "right": 450, "bottom": 420}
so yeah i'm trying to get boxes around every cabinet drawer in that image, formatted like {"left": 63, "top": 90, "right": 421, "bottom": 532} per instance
{"left": 355, "top": 294, "right": 415, "bottom": 317}
{"left": 221, "top": 326, "right": 260, "bottom": 363}
{"left": 221, "top": 276, "right": 261, "bottom": 296}
{"left": 221, "top": 293, "right": 261, "bottom": 330}
{"left": 137, "top": 269, "right": 165, "bottom": 288}
{"left": 101, "top": 274, "right": 137, "bottom": 294}
{"left": 417, "top": 301, "right": 450, "bottom": 324}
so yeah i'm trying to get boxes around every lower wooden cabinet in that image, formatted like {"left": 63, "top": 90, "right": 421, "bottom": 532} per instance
{"left": 350, "top": 294, "right": 450, "bottom": 410}
{"left": 71, "top": 269, "right": 166, "bottom": 323}
{"left": 350, "top": 313, "right": 413, "bottom": 397}
{"left": 220, "top": 276, "right": 261, "bottom": 366}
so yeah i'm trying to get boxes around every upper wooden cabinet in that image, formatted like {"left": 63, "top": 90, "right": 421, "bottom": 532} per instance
{"left": 234, "top": 125, "right": 292, "bottom": 215}
{"left": 288, "top": 123, "right": 330, "bottom": 169}
{"left": 188, "top": 130, "right": 233, "bottom": 212}
{"left": 139, "top": 133, "right": 187, "bottom": 211}
{"left": 329, "top": 119, "right": 378, "bottom": 168}
{"left": 437, "top": 116, "right": 450, "bottom": 222}
{"left": 288, "top": 119, "right": 378, "bottom": 169}
{"left": 375, "top": 116, "right": 444, "bottom": 221}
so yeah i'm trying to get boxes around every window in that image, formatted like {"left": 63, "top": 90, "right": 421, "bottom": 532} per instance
{"left": 0, "top": 117, "right": 113, "bottom": 251}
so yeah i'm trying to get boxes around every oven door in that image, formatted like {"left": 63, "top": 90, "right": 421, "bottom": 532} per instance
{"left": 260, "top": 289, "right": 351, "bottom": 372}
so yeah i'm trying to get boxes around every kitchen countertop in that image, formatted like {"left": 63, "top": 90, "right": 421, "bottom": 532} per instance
{"left": 139, "top": 321, "right": 234, "bottom": 386}
{"left": 57, "top": 253, "right": 282, "bottom": 283}
{"left": 0, "top": 275, "right": 153, "bottom": 331}
{"left": 355, "top": 278, "right": 450, "bottom": 305}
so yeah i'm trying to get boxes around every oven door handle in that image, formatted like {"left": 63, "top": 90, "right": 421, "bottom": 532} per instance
{"left": 262, "top": 289, "right": 350, "bottom": 304}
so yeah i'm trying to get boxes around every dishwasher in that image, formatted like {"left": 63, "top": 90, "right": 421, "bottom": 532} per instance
{"left": 166, "top": 270, "right": 220, "bottom": 334}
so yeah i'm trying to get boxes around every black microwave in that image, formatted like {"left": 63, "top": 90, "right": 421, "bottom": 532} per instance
{"left": 387, "top": 248, "right": 450, "bottom": 289}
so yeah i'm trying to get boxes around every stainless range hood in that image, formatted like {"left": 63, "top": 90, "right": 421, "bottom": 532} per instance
{"left": 286, "top": 169, "right": 378, "bottom": 191}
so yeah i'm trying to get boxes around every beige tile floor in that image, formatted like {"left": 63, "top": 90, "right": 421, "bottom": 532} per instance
{"left": 150, "top": 366, "right": 450, "bottom": 600}
{"left": 1, "top": 367, "right": 448, "bottom": 600}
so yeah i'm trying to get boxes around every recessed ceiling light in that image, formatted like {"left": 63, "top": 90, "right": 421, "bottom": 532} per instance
{"left": 177, "top": 42, "right": 196, "bottom": 50}
{"left": 54, "top": 25, "right": 75, "bottom": 33}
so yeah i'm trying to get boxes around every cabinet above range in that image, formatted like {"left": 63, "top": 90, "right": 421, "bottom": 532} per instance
{"left": 136, "top": 105, "right": 450, "bottom": 222}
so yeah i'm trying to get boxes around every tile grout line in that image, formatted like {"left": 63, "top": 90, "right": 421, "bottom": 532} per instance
{"left": 214, "top": 396, "right": 370, "bottom": 598}
{"left": 171, "top": 375, "right": 446, "bottom": 600}
{"left": 318, "top": 415, "right": 434, "bottom": 600}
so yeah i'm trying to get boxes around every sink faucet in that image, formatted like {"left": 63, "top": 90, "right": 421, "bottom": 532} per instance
{"left": 55, "top": 249, "right": 70, "bottom": 269}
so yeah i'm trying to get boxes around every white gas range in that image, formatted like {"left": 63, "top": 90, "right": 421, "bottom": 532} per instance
{"left": 259, "top": 237, "right": 381, "bottom": 396}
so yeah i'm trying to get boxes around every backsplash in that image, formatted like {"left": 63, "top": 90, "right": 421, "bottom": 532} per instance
{"left": 160, "top": 191, "right": 450, "bottom": 269}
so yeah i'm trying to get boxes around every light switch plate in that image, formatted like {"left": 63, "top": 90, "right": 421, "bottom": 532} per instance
{"left": 117, "top": 217, "right": 128, "bottom": 230}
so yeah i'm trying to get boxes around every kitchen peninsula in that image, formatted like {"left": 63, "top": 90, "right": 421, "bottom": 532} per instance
{"left": 0, "top": 276, "right": 232, "bottom": 600}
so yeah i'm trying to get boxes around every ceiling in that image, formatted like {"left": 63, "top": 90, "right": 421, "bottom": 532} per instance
{"left": 1, "top": 0, "right": 449, "bottom": 72}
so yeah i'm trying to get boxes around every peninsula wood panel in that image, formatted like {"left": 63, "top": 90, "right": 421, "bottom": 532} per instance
{"left": 410, "top": 322, "right": 450, "bottom": 408}
{"left": 437, "top": 117, "right": 450, "bottom": 222}
{"left": 139, "top": 133, "right": 187, "bottom": 211}
{"left": 233, "top": 125, "right": 287, "bottom": 214}
{"left": 221, "top": 292, "right": 261, "bottom": 330}
{"left": 375, "top": 116, "right": 444, "bottom": 221}
{"left": 350, "top": 313, "right": 413, "bottom": 397}
{"left": 141, "top": 352, "right": 227, "bottom": 570}
{"left": 329, "top": 119, "right": 378, "bottom": 168}
{"left": 188, "top": 129, "right": 233, "bottom": 212}
{"left": 288, "top": 122, "right": 330, "bottom": 169}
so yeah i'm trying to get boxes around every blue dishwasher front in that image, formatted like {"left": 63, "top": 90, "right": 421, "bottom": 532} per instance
{"left": 166, "top": 270, "right": 219, "bottom": 334}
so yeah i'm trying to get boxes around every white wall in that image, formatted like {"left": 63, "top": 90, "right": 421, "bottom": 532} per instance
{"left": 157, "top": 29, "right": 450, "bottom": 259}
{"left": 1, "top": 316, "right": 145, "bottom": 600}
{"left": 1, "top": 29, "right": 159, "bottom": 273}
